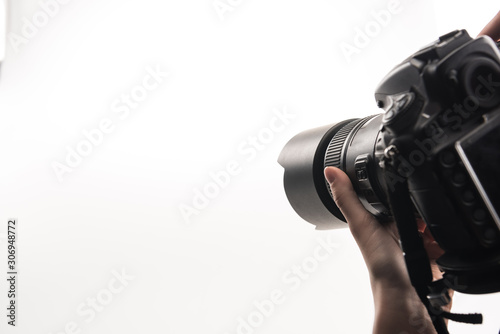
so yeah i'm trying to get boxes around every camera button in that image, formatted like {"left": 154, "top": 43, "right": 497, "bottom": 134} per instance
{"left": 439, "top": 150, "right": 456, "bottom": 168}
{"left": 473, "top": 208, "right": 487, "bottom": 222}
{"left": 356, "top": 169, "right": 368, "bottom": 180}
{"left": 451, "top": 171, "right": 467, "bottom": 186}
{"left": 462, "top": 190, "right": 475, "bottom": 204}
{"left": 382, "top": 93, "right": 414, "bottom": 125}
{"left": 483, "top": 228, "right": 497, "bottom": 242}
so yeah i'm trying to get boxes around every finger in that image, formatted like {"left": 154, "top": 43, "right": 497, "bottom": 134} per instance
{"left": 416, "top": 218, "right": 426, "bottom": 233}
{"left": 324, "top": 167, "right": 378, "bottom": 241}
{"left": 417, "top": 219, "right": 444, "bottom": 260}
{"left": 479, "top": 10, "right": 500, "bottom": 41}
{"left": 422, "top": 227, "right": 444, "bottom": 260}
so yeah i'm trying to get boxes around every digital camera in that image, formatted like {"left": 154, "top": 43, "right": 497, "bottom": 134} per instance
{"left": 278, "top": 30, "right": 500, "bottom": 296}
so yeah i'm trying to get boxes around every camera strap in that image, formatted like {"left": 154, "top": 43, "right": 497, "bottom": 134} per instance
{"left": 382, "top": 162, "right": 449, "bottom": 334}
{"left": 382, "top": 150, "right": 482, "bottom": 333}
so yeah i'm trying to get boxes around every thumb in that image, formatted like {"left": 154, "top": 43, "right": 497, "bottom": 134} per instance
{"left": 324, "top": 166, "right": 378, "bottom": 241}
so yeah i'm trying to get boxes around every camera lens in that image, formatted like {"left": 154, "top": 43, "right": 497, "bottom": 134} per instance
{"left": 278, "top": 114, "right": 389, "bottom": 230}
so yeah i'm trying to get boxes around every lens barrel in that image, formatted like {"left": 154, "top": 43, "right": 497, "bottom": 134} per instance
{"left": 278, "top": 114, "right": 389, "bottom": 229}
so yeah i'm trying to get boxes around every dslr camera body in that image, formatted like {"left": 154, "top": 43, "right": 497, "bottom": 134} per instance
{"left": 279, "top": 30, "right": 500, "bottom": 297}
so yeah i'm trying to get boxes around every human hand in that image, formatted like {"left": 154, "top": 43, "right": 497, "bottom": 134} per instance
{"left": 479, "top": 11, "right": 500, "bottom": 41}
{"left": 324, "top": 166, "right": 446, "bottom": 333}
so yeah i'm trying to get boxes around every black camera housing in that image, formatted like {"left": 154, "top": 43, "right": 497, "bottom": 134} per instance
{"left": 279, "top": 30, "right": 500, "bottom": 294}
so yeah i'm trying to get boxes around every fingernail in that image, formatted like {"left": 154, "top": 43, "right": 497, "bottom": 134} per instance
{"left": 324, "top": 167, "right": 335, "bottom": 184}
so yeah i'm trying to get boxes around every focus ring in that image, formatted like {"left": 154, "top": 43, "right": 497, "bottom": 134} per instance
{"left": 324, "top": 119, "right": 360, "bottom": 169}
{"left": 324, "top": 119, "right": 361, "bottom": 200}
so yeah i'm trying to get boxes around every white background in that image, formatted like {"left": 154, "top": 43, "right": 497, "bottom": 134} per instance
{"left": 0, "top": 0, "right": 499, "bottom": 333}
